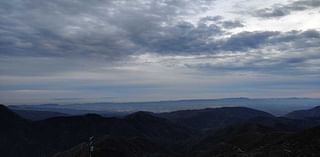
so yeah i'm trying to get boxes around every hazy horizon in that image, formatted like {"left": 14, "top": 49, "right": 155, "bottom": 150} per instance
{"left": 3, "top": 96, "right": 320, "bottom": 106}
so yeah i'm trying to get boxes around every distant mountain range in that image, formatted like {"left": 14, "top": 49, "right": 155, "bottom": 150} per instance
{"left": 11, "top": 109, "right": 69, "bottom": 121}
{"left": 8, "top": 98, "right": 320, "bottom": 118}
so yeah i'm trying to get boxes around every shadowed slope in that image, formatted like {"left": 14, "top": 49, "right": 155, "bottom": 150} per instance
{"left": 159, "top": 107, "right": 274, "bottom": 130}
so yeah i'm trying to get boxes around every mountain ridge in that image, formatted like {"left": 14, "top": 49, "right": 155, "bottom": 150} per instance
{"left": 9, "top": 98, "right": 320, "bottom": 116}
{"left": 2, "top": 104, "right": 320, "bottom": 157}
{"left": 286, "top": 105, "right": 320, "bottom": 119}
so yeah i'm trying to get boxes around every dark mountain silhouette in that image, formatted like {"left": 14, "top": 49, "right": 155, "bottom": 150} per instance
{"left": 53, "top": 136, "right": 175, "bottom": 157}
{"left": 186, "top": 119, "right": 320, "bottom": 157}
{"left": 9, "top": 105, "right": 128, "bottom": 117}
{"left": 286, "top": 106, "right": 320, "bottom": 119}
{"left": 0, "top": 105, "right": 39, "bottom": 157}
{"left": 187, "top": 123, "right": 285, "bottom": 157}
{"left": 158, "top": 107, "right": 274, "bottom": 130}
{"left": 31, "top": 112, "right": 194, "bottom": 156}
{"left": 12, "top": 109, "right": 69, "bottom": 120}
{"left": 241, "top": 116, "right": 320, "bottom": 131}
{"left": 0, "top": 104, "right": 27, "bottom": 126}
{"left": 52, "top": 114, "right": 320, "bottom": 157}
{"left": 2, "top": 104, "right": 320, "bottom": 157}
{"left": 0, "top": 105, "right": 193, "bottom": 157}
{"left": 125, "top": 111, "right": 196, "bottom": 142}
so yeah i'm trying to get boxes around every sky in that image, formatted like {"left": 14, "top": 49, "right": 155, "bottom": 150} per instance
{"left": 0, "top": 0, "right": 320, "bottom": 105}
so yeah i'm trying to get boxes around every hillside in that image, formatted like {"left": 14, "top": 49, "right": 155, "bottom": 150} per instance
{"left": 286, "top": 106, "right": 320, "bottom": 119}
{"left": 12, "top": 109, "right": 69, "bottom": 121}
{"left": 2, "top": 104, "right": 320, "bottom": 157}
{"left": 0, "top": 105, "right": 193, "bottom": 157}
{"left": 158, "top": 107, "right": 274, "bottom": 130}
{"left": 186, "top": 121, "right": 320, "bottom": 157}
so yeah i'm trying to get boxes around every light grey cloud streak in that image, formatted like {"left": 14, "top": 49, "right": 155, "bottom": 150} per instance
{"left": 253, "top": 0, "right": 320, "bottom": 18}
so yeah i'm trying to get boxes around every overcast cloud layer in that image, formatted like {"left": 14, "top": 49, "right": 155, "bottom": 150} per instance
{"left": 1, "top": 0, "right": 320, "bottom": 104}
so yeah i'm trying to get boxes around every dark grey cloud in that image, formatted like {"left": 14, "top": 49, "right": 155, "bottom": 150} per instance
{"left": 253, "top": 0, "right": 320, "bottom": 18}
{"left": 199, "top": 16, "right": 224, "bottom": 23}
{"left": 185, "top": 51, "right": 320, "bottom": 76}
{"left": 0, "top": 0, "right": 136, "bottom": 59}
{"left": 132, "top": 21, "right": 224, "bottom": 54}
{"left": 219, "top": 29, "right": 320, "bottom": 52}
{"left": 132, "top": 26, "right": 320, "bottom": 55}
{"left": 182, "top": 29, "right": 320, "bottom": 76}
{"left": 199, "top": 16, "right": 244, "bottom": 29}
{"left": 221, "top": 31, "right": 279, "bottom": 51}
{"left": 0, "top": 0, "right": 319, "bottom": 73}
{"left": 0, "top": 0, "right": 216, "bottom": 59}
{"left": 221, "top": 20, "right": 244, "bottom": 29}
{"left": 0, "top": 0, "right": 246, "bottom": 60}
{"left": 4, "top": 0, "right": 317, "bottom": 60}
{"left": 254, "top": 7, "right": 290, "bottom": 18}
